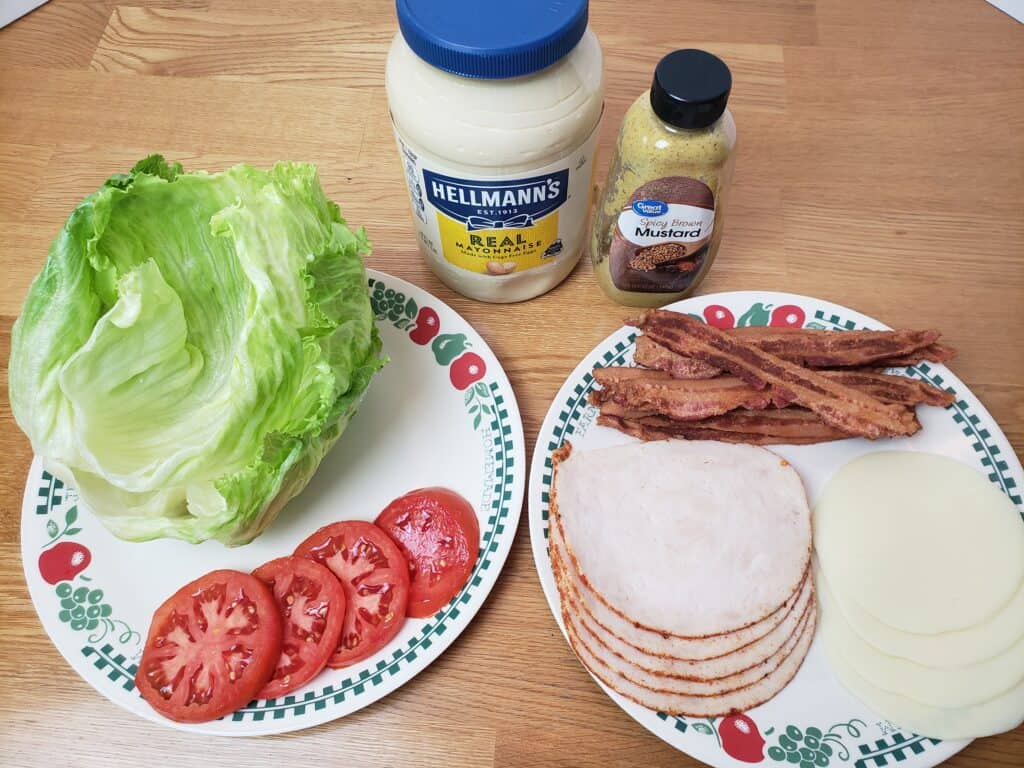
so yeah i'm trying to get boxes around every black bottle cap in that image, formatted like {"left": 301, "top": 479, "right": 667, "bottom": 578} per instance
{"left": 650, "top": 49, "right": 732, "bottom": 130}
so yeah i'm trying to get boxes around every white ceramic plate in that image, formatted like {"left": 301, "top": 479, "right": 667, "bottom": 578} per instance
{"left": 528, "top": 291, "right": 1023, "bottom": 768}
{"left": 21, "top": 269, "right": 525, "bottom": 736}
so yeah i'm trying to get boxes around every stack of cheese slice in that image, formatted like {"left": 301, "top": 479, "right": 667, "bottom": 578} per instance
{"left": 549, "top": 440, "right": 815, "bottom": 716}
{"left": 815, "top": 451, "right": 1024, "bottom": 739}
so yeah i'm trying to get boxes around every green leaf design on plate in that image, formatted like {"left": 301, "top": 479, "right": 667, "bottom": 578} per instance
{"left": 46, "top": 519, "right": 59, "bottom": 538}
{"left": 690, "top": 723, "right": 713, "bottom": 735}
{"left": 464, "top": 389, "right": 474, "bottom": 406}
{"left": 474, "top": 382, "right": 488, "bottom": 398}
{"left": 737, "top": 302, "right": 773, "bottom": 327}
{"left": 65, "top": 506, "right": 78, "bottom": 525}
{"left": 405, "top": 297, "right": 417, "bottom": 319}
{"left": 473, "top": 413, "right": 481, "bottom": 430}
{"left": 65, "top": 527, "right": 82, "bottom": 536}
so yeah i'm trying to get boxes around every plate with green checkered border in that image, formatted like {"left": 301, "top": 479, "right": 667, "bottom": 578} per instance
{"left": 21, "top": 269, "right": 525, "bottom": 736}
{"left": 528, "top": 291, "right": 1022, "bottom": 768}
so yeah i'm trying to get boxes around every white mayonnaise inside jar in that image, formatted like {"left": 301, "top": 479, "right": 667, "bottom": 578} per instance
{"left": 385, "top": 0, "right": 604, "bottom": 303}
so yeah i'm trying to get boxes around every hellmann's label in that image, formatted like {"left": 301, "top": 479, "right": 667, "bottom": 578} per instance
{"left": 393, "top": 126, "right": 598, "bottom": 276}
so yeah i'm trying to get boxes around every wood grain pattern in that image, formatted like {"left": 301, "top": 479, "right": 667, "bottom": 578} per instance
{"left": 0, "top": 1, "right": 1022, "bottom": 765}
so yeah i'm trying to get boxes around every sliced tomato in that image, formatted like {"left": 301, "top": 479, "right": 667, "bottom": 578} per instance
{"left": 293, "top": 521, "right": 409, "bottom": 668}
{"left": 135, "top": 569, "right": 282, "bottom": 723}
{"left": 252, "top": 556, "right": 345, "bottom": 699}
{"left": 375, "top": 488, "right": 480, "bottom": 619}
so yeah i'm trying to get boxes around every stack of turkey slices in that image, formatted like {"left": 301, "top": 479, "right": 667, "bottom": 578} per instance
{"left": 815, "top": 452, "right": 1024, "bottom": 739}
{"left": 549, "top": 440, "right": 815, "bottom": 716}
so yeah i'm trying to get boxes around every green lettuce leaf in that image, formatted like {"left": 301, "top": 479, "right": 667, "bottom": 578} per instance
{"left": 10, "top": 155, "right": 385, "bottom": 545}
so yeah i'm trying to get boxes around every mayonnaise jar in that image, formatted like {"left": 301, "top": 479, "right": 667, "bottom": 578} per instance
{"left": 386, "top": 0, "right": 604, "bottom": 303}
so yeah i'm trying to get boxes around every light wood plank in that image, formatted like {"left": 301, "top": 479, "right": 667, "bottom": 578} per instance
{"left": 0, "top": 1, "right": 112, "bottom": 70}
{"left": 91, "top": 6, "right": 393, "bottom": 87}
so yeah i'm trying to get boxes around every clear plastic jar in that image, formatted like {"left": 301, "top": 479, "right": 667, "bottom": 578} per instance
{"left": 386, "top": 0, "right": 604, "bottom": 303}
{"left": 591, "top": 50, "right": 736, "bottom": 307}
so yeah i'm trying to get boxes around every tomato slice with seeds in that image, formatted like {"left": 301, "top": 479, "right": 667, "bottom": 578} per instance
{"left": 375, "top": 488, "right": 480, "bottom": 619}
{"left": 251, "top": 556, "right": 345, "bottom": 699}
{"left": 293, "top": 521, "right": 409, "bottom": 668}
{"left": 135, "top": 570, "right": 282, "bottom": 723}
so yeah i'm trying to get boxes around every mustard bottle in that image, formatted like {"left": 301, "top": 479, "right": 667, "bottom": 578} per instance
{"left": 591, "top": 50, "right": 736, "bottom": 307}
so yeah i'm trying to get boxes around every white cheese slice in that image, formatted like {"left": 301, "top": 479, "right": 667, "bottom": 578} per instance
{"left": 825, "top": 633, "right": 1024, "bottom": 739}
{"left": 819, "top": 565, "right": 1024, "bottom": 667}
{"left": 814, "top": 451, "right": 1024, "bottom": 634}
{"left": 818, "top": 571, "right": 1024, "bottom": 708}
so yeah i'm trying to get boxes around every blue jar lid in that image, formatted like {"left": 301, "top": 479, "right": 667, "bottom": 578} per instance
{"left": 396, "top": 0, "right": 589, "bottom": 80}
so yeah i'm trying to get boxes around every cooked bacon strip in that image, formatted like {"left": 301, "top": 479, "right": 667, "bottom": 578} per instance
{"left": 632, "top": 312, "right": 918, "bottom": 439}
{"left": 598, "top": 403, "right": 851, "bottom": 441}
{"left": 867, "top": 343, "right": 957, "bottom": 368}
{"left": 595, "top": 401, "right": 660, "bottom": 419}
{"left": 597, "top": 414, "right": 841, "bottom": 446}
{"left": 606, "top": 406, "right": 842, "bottom": 438}
{"left": 591, "top": 368, "right": 785, "bottom": 421}
{"left": 699, "top": 409, "right": 857, "bottom": 439}
{"left": 728, "top": 326, "right": 942, "bottom": 367}
{"left": 593, "top": 367, "right": 948, "bottom": 419}
{"left": 634, "top": 335, "right": 956, "bottom": 379}
{"left": 821, "top": 370, "right": 954, "bottom": 408}
{"left": 634, "top": 335, "right": 721, "bottom": 379}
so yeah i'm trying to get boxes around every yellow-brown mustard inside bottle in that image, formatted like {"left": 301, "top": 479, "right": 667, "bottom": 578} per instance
{"left": 590, "top": 49, "right": 736, "bottom": 307}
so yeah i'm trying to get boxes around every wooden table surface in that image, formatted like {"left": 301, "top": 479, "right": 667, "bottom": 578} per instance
{"left": 1, "top": 1, "right": 1022, "bottom": 765}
